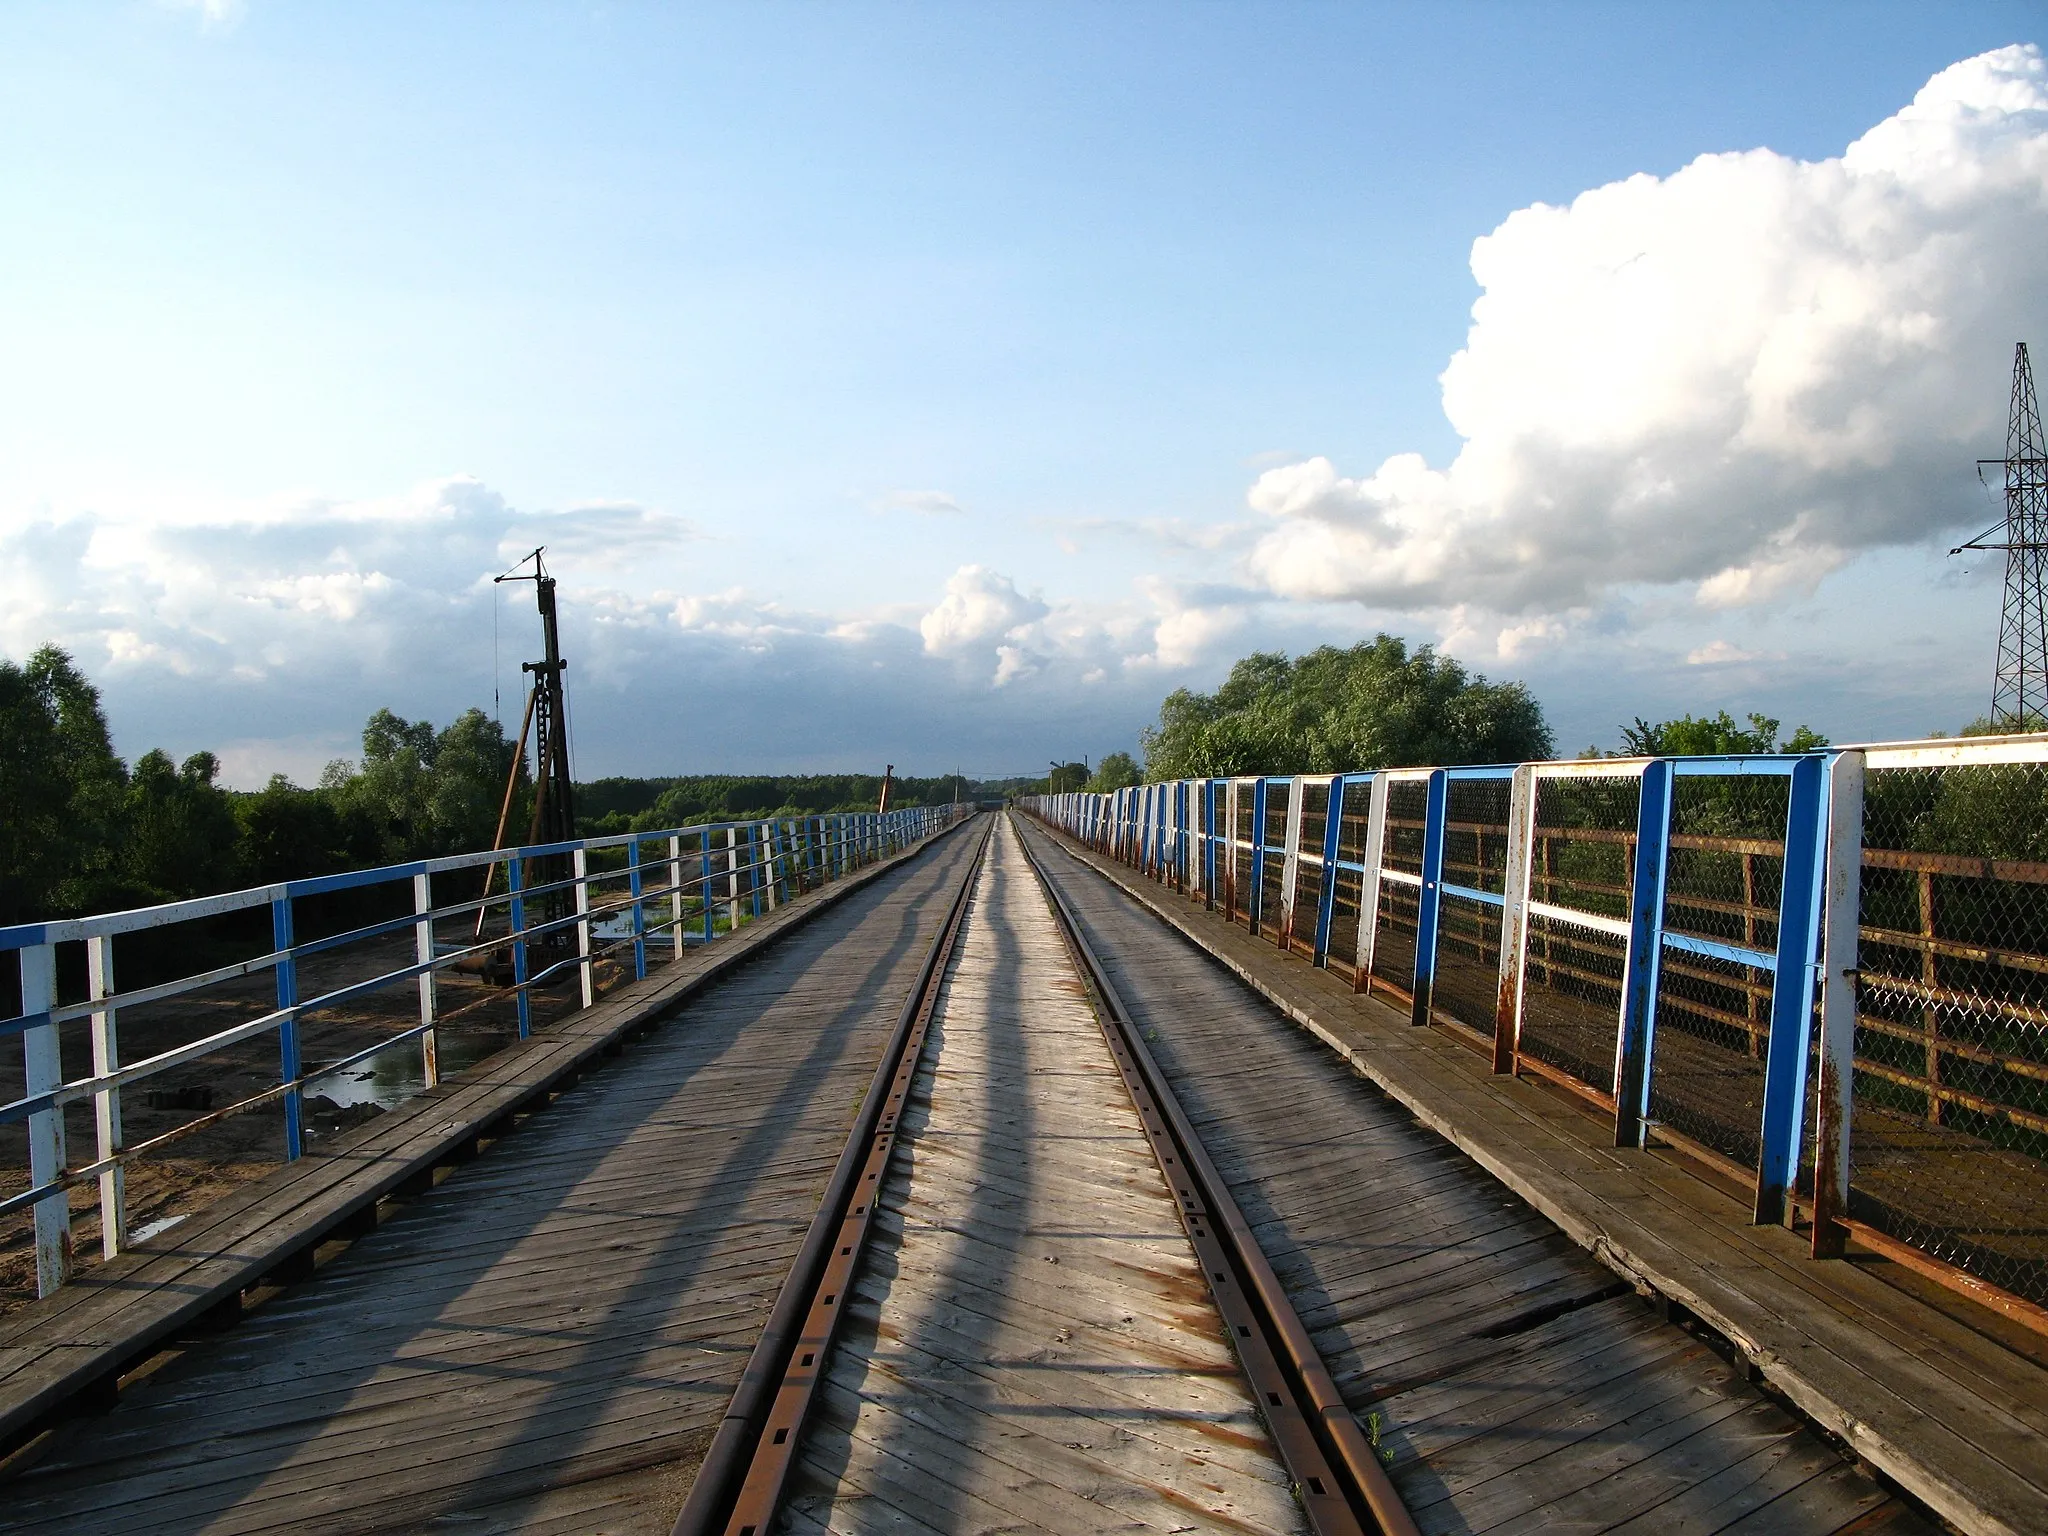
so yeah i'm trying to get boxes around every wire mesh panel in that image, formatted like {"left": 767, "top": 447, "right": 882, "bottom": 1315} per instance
{"left": 1261, "top": 781, "right": 1291, "bottom": 933}
{"left": 1850, "top": 758, "right": 2048, "bottom": 1308}
{"left": 1649, "top": 776, "right": 1791, "bottom": 1171}
{"left": 1519, "top": 772, "right": 1641, "bottom": 1103}
{"left": 1291, "top": 780, "right": 1330, "bottom": 954}
{"left": 1325, "top": 780, "right": 1371, "bottom": 976}
{"left": 1368, "top": 779, "right": 1430, "bottom": 998}
{"left": 1434, "top": 777, "right": 1512, "bottom": 1039}
{"left": 1231, "top": 784, "right": 1257, "bottom": 927}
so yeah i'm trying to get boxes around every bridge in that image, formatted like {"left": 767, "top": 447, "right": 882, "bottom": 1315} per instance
{"left": 0, "top": 743, "right": 2041, "bottom": 1534}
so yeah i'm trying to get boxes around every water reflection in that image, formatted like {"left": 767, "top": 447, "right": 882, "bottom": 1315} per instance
{"left": 305, "top": 1031, "right": 517, "bottom": 1110}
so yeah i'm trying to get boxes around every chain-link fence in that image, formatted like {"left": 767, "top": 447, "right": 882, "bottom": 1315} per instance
{"left": 1648, "top": 775, "right": 1791, "bottom": 1172}
{"left": 1368, "top": 778, "right": 1431, "bottom": 1002}
{"left": 1433, "top": 775, "right": 1513, "bottom": 1044}
{"left": 1290, "top": 779, "right": 1331, "bottom": 957}
{"left": 1846, "top": 755, "right": 2048, "bottom": 1308}
{"left": 1325, "top": 778, "right": 1372, "bottom": 978}
{"left": 1516, "top": 771, "right": 1641, "bottom": 1105}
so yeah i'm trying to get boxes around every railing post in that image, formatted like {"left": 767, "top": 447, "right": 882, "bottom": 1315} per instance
{"left": 1203, "top": 780, "right": 1218, "bottom": 909}
{"left": 1813, "top": 750, "right": 1865, "bottom": 1259}
{"left": 273, "top": 896, "right": 304, "bottom": 1160}
{"left": 1279, "top": 779, "right": 1306, "bottom": 947}
{"left": 725, "top": 826, "right": 743, "bottom": 927}
{"left": 700, "top": 835, "right": 715, "bottom": 944}
{"left": 1312, "top": 778, "right": 1345, "bottom": 965}
{"left": 1755, "top": 753, "right": 1828, "bottom": 1226}
{"left": 1410, "top": 770, "right": 1448, "bottom": 1028}
{"left": 22, "top": 941, "right": 71, "bottom": 1295}
{"left": 87, "top": 934, "right": 124, "bottom": 1260}
{"left": 1615, "top": 759, "right": 1673, "bottom": 1148}
{"left": 669, "top": 833, "right": 686, "bottom": 960}
{"left": 1249, "top": 778, "right": 1269, "bottom": 935}
{"left": 414, "top": 871, "right": 439, "bottom": 1090}
{"left": 573, "top": 846, "right": 595, "bottom": 1008}
{"left": 1494, "top": 764, "right": 1537, "bottom": 1075}
{"left": 629, "top": 835, "right": 648, "bottom": 982}
{"left": 1222, "top": 780, "right": 1240, "bottom": 921}
{"left": 1353, "top": 773, "right": 1388, "bottom": 993}
{"left": 509, "top": 856, "right": 532, "bottom": 1039}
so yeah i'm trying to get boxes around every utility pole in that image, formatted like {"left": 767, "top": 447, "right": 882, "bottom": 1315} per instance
{"left": 495, "top": 548, "right": 578, "bottom": 953}
{"left": 1957, "top": 344, "right": 2048, "bottom": 725}
{"left": 877, "top": 764, "right": 894, "bottom": 816}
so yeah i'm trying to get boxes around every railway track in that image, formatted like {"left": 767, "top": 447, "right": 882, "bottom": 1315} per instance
{"left": 677, "top": 811, "right": 1415, "bottom": 1536}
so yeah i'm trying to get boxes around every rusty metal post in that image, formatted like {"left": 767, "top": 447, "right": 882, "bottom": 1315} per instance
{"left": 1494, "top": 764, "right": 1537, "bottom": 1074}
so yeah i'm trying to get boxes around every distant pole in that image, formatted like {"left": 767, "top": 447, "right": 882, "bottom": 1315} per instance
{"left": 1960, "top": 345, "right": 2048, "bottom": 725}
{"left": 877, "top": 764, "right": 894, "bottom": 816}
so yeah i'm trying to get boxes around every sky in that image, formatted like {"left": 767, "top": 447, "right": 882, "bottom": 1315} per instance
{"left": 2, "top": 3, "right": 2044, "bottom": 784}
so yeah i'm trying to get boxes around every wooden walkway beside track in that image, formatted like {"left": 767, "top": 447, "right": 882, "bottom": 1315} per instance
{"left": 0, "top": 822, "right": 988, "bottom": 1534}
{"left": 1016, "top": 815, "right": 1937, "bottom": 1536}
{"left": 787, "top": 816, "right": 1305, "bottom": 1535}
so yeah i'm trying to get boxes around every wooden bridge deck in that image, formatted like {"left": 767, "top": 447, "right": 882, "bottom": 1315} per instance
{"left": 0, "top": 808, "right": 2020, "bottom": 1534}
{"left": 1019, "top": 815, "right": 2048, "bottom": 1536}
{"left": 0, "top": 828, "right": 987, "bottom": 1534}
{"left": 789, "top": 816, "right": 1303, "bottom": 1534}
{"left": 1017, "top": 817, "right": 1925, "bottom": 1536}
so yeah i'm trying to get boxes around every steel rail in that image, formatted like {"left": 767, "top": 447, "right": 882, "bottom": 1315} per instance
{"left": 671, "top": 812, "right": 995, "bottom": 1536}
{"left": 1013, "top": 813, "right": 1421, "bottom": 1536}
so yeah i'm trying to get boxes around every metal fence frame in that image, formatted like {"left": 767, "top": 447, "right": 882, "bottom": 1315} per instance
{"left": 1027, "top": 733, "right": 2048, "bottom": 1332}
{"left": 3, "top": 803, "right": 966, "bottom": 1297}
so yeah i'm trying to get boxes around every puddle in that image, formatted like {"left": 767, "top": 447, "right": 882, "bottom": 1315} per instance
{"left": 304, "top": 1031, "right": 518, "bottom": 1110}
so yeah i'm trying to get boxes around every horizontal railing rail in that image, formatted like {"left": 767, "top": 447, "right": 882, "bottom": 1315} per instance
{"left": 5, "top": 802, "right": 970, "bottom": 1297}
{"left": 1024, "top": 733, "right": 2048, "bottom": 1335}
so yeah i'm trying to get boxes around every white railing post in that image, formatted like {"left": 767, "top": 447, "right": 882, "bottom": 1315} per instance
{"left": 573, "top": 846, "right": 595, "bottom": 1008}
{"left": 1279, "top": 779, "right": 1307, "bottom": 945}
{"left": 1354, "top": 773, "right": 1390, "bottom": 993}
{"left": 1494, "top": 764, "right": 1537, "bottom": 1074}
{"left": 669, "top": 833, "right": 686, "bottom": 959}
{"left": 725, "top": 826, "right": 743, "bottom": 927}
{"left": 21, "top": 942, "right": 70, "bottom": 1296}
{"left": 1813, "top": 749, "right": 1865, "bottom": 1259}
{"left": 87, "top": 935, "right": 124, "bottom": 1260}
{"left": 414, "top": 872, "right": 439, "bottom": 1088}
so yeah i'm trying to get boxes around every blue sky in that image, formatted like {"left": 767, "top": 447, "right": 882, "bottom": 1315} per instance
{"left": 2, "top": 3, "right": 2043, "bottom": 782}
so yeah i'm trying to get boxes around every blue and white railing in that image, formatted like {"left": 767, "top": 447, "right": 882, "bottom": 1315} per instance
{"left": 1025, "top": 734, "right": 2048, "bottom": 1330}
{"left": 2, "top": 802, "right": 968, "bottom": 1297}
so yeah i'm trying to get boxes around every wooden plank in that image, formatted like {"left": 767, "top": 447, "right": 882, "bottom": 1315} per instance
{"left": 1020, "top": 816, "right": 1937, "bottom": 1536}
{"left": 791, "top": 818, "right": 1307, "bottom": 1535}
{"left": 0, "top": 827, "right": 988, "bottom": 1532}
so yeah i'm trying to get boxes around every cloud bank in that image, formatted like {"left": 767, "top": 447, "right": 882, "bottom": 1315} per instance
{"left": 1247, "top": 44, "right": 2048, "bottom": 619}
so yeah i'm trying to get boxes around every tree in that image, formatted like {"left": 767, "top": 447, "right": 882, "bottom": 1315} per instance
{"left": 122, "top": 749, "right": 242, "bottom": 900}
{"left": 1619, "top": 711, "right": 1827, "bottom": 757}
{"left": 1085, "top": 752, "right": 1142, "bottom": 793}
{"left": 1139, "top": 636, "right": 1553, "bottom": 780}
{"left": 0, "top": 646, "right": 129, "bottom": 922}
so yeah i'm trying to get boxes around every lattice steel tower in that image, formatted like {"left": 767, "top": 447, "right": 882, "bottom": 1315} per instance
{"left": 1958, "top": 344, "right": 2048, "bottom": 725}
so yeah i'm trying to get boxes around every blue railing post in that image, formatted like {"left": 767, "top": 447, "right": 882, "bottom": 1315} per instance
{"left": 628, "top": 835, "right": 647, "bottom": 981}
{"left": 1615, "top": 759, "right": 1673, "bottom": 1148}
{"left": 508, "top": 855, "right": 532, "bottom": 1039}
{"left": 1313, "top": 777, "right": 1346, "bottom": 966}
{"left": 273, "top": 896, "right": 303, "bottom": 1160}
{"left": 1409, "top": 770, "right": 1448, "bottom": 1028}
{"left": 1755, "top": 753, "right": 1829, "bottom": 1225}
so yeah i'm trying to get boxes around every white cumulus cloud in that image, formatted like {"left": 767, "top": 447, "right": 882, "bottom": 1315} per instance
{"left": 1247, "top": 44, "right": 2048, "bottom": 618}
